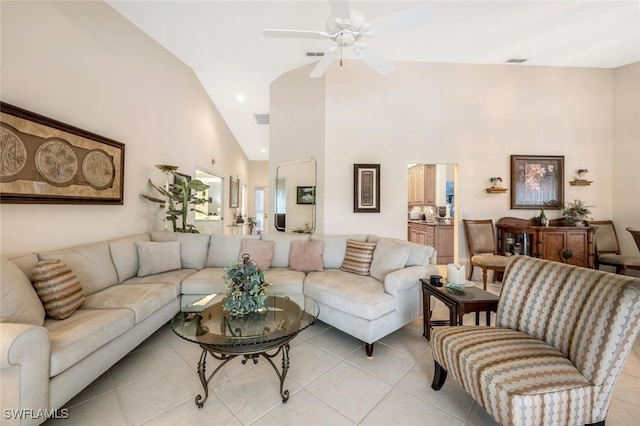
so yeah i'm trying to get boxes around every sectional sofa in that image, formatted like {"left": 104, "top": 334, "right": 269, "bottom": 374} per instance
{"left": 1, "top": 231, "right": 438, "bottom": 425}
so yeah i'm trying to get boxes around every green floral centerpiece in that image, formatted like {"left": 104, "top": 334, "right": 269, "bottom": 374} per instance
{"left": 223, "top": 253, "right": 269, "bottom": 316}
{"left": 562, "top": 199, "right": 592, "bottom": 226}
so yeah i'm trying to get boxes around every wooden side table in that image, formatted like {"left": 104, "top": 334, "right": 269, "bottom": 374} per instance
{"left": 421, "top": 279, "right": 500, "bottom": 341}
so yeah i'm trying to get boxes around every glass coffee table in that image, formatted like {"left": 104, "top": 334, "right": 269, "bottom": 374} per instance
{"left": 171, "top": 294, "right": 318, "bottom": 408}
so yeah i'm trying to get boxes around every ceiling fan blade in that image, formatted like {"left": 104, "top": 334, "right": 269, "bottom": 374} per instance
{"left": 366, "top": 4, "right": 432, "bottom": 36}
{"left": 310, "top": 50, "right": 338, "bottom": 78}
{"left": 329, "top": 1, "right": 351, "bottom": 19}
{"left": 263, "top": 29, "right": 329, "bottom": 40}
{"left": 358, "top": 48, "right": 394, "bottom": 75}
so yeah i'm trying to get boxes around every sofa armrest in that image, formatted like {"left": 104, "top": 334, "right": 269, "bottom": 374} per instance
{"left": 1, "top": 323, "right": 50, "bottom": 424}
{"left": 384, "top": 265, "right": 438, "bottom": 295}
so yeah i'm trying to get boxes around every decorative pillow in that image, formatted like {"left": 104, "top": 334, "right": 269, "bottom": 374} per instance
{"left": 1, "top": 257, "right": 46, "bottom": 325}
{"left": 136, "top": 241, "right": 181, "bottom": 277}
{"left": 340, "top": 239, "right": 377, "bottom": 276}
{"left": 239, "top": 239, "right": 275, "bottom": 270}
{"left": 369, "top": 239, "right": 411, "bottom": 281}
{"left": 289, "top": 240, "right": 324, "bottom": 272}
{"left": 31, "top": 259, "right": 84, "bottom": 320}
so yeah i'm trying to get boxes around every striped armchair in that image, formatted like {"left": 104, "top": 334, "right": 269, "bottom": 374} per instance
{"left": 431, "top": 256, "right": 640, "bottom": 426}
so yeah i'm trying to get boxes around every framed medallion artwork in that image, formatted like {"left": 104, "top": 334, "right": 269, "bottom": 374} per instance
{"left": 510, "top": 155, "right": 564, "bottom": 210}
{"left": 0, "top": 102, "right": 125, "bottom": 204}
{"left": 353, "top": 164, "right": 380, "bottom": 213}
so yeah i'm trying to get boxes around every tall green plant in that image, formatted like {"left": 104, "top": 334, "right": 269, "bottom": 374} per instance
{"left": 141, "top": 166, "right": 210, "bottom": 233}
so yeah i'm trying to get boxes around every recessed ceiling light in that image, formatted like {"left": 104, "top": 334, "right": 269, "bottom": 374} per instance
{"left": 236, "top": 94, "right": 245, "bottom": 102}
{"left": 260, "top": 148, "right": 266, "bottom": 153}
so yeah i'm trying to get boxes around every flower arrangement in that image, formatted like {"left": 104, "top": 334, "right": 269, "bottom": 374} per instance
{"left": 575, "top": 169, "right": 589, "bottom": 180}
{"left": 223, "top": 253, "right": 269, "bottom": 316}
{"left": 246, "top": 216, "right": 257, "bottom": 234}
{"left": 562, "top": 199, "right": 592, "bottom": 225}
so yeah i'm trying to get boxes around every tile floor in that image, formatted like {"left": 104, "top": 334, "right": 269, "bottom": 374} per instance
{"left": 45, "top": 282, "right": 640, "bottom": 426}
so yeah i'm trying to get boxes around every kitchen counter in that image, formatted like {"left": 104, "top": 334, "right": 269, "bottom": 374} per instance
{"left": 408, "top": 220, "right": 454, "bottom": 264}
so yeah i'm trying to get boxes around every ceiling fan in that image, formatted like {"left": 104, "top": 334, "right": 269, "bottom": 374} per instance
{"left": 263, "top": 1, "right": 432, "bottom": 78}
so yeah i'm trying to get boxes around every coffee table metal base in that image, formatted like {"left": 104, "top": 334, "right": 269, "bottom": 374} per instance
{"left": 194, "top": 340, "right": 292, "bottom": 408}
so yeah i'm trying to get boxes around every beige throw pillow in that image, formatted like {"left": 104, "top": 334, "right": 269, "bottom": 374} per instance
{"left": 289, "top": 240, "right": 324, "bottom": 272}
{"left": 239, "top": 239, "right": 275, "bottom": 270}
{"left": 136, "top": 241, "right": 182, "bottom": 277}
{"left": 31, "top": 259, "right": 85, "bottom": 320}
{"left": 340, "top": 239, "right": 377, "bottom": 276}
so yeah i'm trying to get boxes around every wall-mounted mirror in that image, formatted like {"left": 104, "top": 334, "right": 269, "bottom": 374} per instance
{"left": 275, "top": 157, "right": 317, "bottom": 233}
{"left": 194, "top": 170, "right": 224, "bottom": 234}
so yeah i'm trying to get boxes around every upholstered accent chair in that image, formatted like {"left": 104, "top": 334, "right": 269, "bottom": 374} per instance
{"left": 431, "top": 256, "right": 640, "bottom": 426}
{"left": 585, "top": 220, "right": 640, "bottom": 275}
{"left": 627, "top": 227, "right": 640, "bottom": 252}
{"left": 463, "top": 219, "right": 509, "bottom": 289}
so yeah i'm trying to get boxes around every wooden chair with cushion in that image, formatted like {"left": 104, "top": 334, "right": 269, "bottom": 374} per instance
{"left": 463, "top": 219, "right": 509, "bottom": 289}
{"left": 585, "top": 220, "right": 640, "bottom": 275}
{"left": 627, "top": 227, "right": 640, "bottom": 252}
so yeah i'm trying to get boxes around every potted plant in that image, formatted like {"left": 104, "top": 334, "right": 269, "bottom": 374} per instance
{"left": 562, "top": 199, "right": 592, "bottom": 226}
{"left": 223, "top": 253, "right": 269, "bottom": 316}
{"left": 247, "top": 216, "right": 256, "bottom": 235}
{"left": 141, "top": 165, "right": 210, "bottom": 233}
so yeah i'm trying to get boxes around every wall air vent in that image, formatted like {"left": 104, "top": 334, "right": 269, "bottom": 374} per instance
{"left": 506, "top": 58, "right": 528, "bottom": 64}
{"left": 254, "top": 114, "right": 269, "bottom": 125}
{"left": 306, "top": 52, "right": 325, "bottom": 57}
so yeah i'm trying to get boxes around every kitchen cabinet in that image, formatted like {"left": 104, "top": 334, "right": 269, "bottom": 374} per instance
{"left": 496, "top": 217, "right": 595, "bottom": 268}
{"left": 408, "top": 221, "right": 453, "bottom": 264}
{"left": 408, "top": 164, "right": 436, "bottom": 206}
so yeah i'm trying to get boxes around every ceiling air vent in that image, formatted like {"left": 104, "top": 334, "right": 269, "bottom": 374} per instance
{"left": 306, "top": 52, "right": 325, "bottom": 57}
{"left": 506, "top": 58, "right": 528, "bottom": 64}
{"left": 254, "top": 114, "right": 269, "bottom": 125}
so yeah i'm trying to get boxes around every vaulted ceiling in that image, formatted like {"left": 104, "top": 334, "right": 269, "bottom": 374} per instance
{"left": 106, "top": 1, "right": 640, "bottom": 161}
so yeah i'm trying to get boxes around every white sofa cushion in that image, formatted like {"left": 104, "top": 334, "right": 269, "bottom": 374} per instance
{"left": 1, "top": 257, "right": 45, "bottom": 326}
{"left": 109, "top": 234, "right": 151, "bottom": 283}
{"left": 369, "top": 239, "right": 411, "bottom": 282}
{"left": 263, "top": 268, "right": 306, "bottom": 294}
{"left": 260, "top": 233, "right": 310, "bottom": 268}
{"left": 304, "top": 270, "right": 395, "bottom": 321}
{"left": 367, "top": 235, "right": 435, "bottom": 266}
{"left": 311, "top": 235, "right": 369, "bottom": 269}
{"left": 151, "top": 231, "right": 210, "bottom": 270}
{"left": 181, "top": 268, "right": 227, "bottom": 296}
{"left": 39, "top": 242, "right": 118, "bottom": 296}
{"left": 46, "top": 308, "right": 134, "bottom": 377}
{"left": 136, "top": 241, "right": 181, "bottom": 277}
{"left": 81, "top": 283, "right": 178, "bottom": 324}
{"left": 206, "top": 234, "right": 260, "bottom": 268}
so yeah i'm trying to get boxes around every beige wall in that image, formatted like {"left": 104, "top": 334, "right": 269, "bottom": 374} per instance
{"left": 0, "top": 1, "right": 250, "bottom": 253}
{"left": 613, "top": 62, "right": 640, "bottom": 259}
{"left": 271, "top": 59, "right": 639, "bottom": 268}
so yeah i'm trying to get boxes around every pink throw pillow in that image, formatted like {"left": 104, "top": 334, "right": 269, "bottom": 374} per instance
{"left": 239, "top": 239, "right": 275, "bottom": 270}
{"left": 289, "top": 240, "right": 324, "bottom": 272}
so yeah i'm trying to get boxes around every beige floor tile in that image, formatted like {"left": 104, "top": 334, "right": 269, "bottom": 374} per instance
{"left": 64, "top": 372, "right": 115, "bottom": 408}
{"left": 466, "top": 403, "right": 500, "bottom": 426}
{"left": 361, "top": 387, "right": 464, "bottom": 425}
{"left": 141, "top": 395, "right": 241, "bottom": 426}
{"left": 109, "top": 342, "right": 186, "bottom": 388}
{"left": 346, "top": 342, "right": 417, "bottom": 385}
{"left": 44, "top": 391, "right": 126, "bottom": 426}
{"left": 213, "top": 358, "right": 302, "bottom": 424}
{"left": 607, "top": 398, "right": 640, "bottom": 426}
{"left": 255, "top": 389, "right": 355, "bottom": 426}
{"left": 306, "top": 361, "right": 392, "bottom": 423}
{"left": 286, "top": 341, "right": 342, "bottom": 386}
{"left": 117, "top": 362, "right": 201, "bottom": 425}
{"left": 307, "top": 327, "right": 363, "bottom": 358}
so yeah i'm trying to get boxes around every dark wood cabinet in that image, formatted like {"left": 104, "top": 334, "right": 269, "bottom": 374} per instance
{"left": 496, "top": 217, "right": 595, "bottom": 268}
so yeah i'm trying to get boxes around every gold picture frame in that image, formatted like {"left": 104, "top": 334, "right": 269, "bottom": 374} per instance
{"left": 510, "top": 155, "right": 564, "bottom": 210}
{"left": 0, "top": 102, "right": 125, "bottom": 204}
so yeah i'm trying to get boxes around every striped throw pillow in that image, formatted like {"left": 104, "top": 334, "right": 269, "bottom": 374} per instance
{"left": 32, "top": 259, "right": 85, "bottom": 320}
{"left": 340, "top": 239, "right": 377, "bottom": 276}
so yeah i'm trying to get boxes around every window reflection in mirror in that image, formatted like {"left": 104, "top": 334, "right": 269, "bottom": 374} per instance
{"left": 194, "top": 170, "right": 224, "bottom": 234}
{"left": 274, "top": 158, "right": 316, "bottom": 233}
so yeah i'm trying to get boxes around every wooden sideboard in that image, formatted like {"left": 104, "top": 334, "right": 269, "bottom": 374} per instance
{"left": 496, "top": 217, "right": 596, "bottom": 268}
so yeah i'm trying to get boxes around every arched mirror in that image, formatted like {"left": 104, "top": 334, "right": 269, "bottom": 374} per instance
{"left": 275, "top": 157, "right": 316, "bottom": 233}
{"left": 194, "top": 170, "right": 224, "bottom": 234}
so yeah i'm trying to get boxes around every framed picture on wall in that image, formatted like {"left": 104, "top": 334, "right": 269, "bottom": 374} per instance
{"left": 296, "top": 186, "right": 315, "bottom": 204}
{"left": 229, "top": 176, "right": 239, "bottom": 208}
{"left": 0, "top": 102, "right": 125, "bottom": 204}
{"left": 510, "top": 155, "right": 564, "bottom": 209}
{"left": 354, "top": 164, "right": 380, "bottom": 213}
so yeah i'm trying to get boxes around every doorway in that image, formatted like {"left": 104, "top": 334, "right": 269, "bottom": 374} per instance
{"left": 407, "top": 163, "right": 458, "bottom": 266}
{"left": 254, "top": 187, "right": 267, "bottom": 234}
